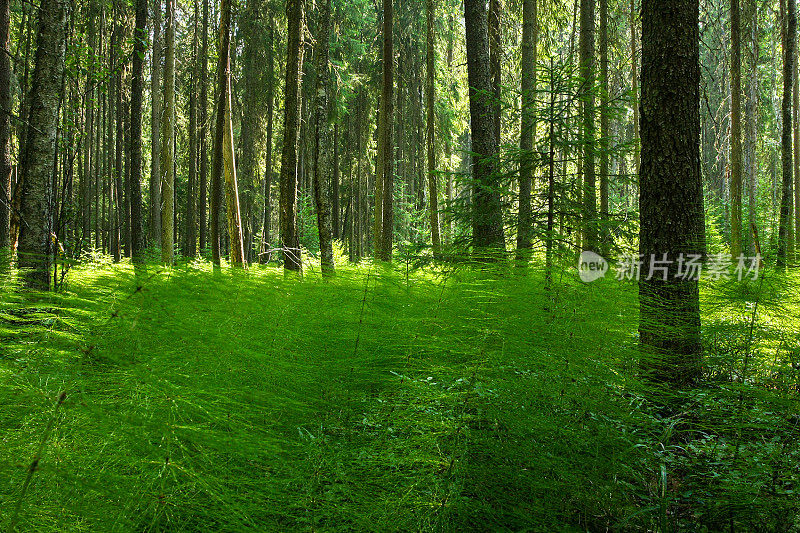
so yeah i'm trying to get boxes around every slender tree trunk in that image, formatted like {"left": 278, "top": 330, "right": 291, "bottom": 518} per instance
{"left": 639, "top": 0, "right": 705, "bottom": 386}
{"left": 516, "top": 0, "right": 536, "bottom": 261}
{"left": 778, "top": 0, "right": 795, "bottom": 268}
{"left": 150, "top": 0, "right": 162, "bottom": 249}
{"left": 376, "top": 0, "right": 394, "bottom": 261}
{"left": 333, "top": 124, "right": 340, "bottom": 240}
{"left": 465, "top": 0, "right": 505, "bottom": 252}
{"left": 489, "top": 0, "right": 501, "bottom": 154}
{"left": 160, "top": 0, "right": 175, "bottom": 264}
{"left": 198, "top": 0, "right": 209, "bottom": 253}
{"left": 112, "top": 25, "right": 122, "bottom": 264}
{"left": 630, "top": 0, "right": 640, "bottom": 175}
{"left": 280, "top": 0, "right": 304, "bottom": 272}
{"left": 261, "top": 17, "right": 275, "bottom": 263}
{"left": 745, "top": 0, "right": 758, "bottom": 255}
{"left": 312, "top": 0, "right": 335, "bottom": 275}
{"left": 185, "top": 0, "right": 199, "bottom": 257}
{"left": 599, "top": 0, "right": 610, "bottom": 256}
{"left": 580, "top": 0, "right": 597, "bottom": 252}
{"left": 426, "top": 0, "right": 441, "bottom": 258}
{"left": 0, "top": 0, "right": 10, "bottom": 252}
{"left": 730, "top": 0, "right": 744, "bottom": 259}
{"left": 17, "top": 0, "right": 68, "bottom": 289}
{"left": 129, "top": 0, "right": 146, "bottom": 262}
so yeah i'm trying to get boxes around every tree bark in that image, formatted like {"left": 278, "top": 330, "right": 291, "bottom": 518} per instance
{"left": 730, "top": 0, "right": 744, "bottom": 259}
{"left": 280, "top": 0, "right": 304, "bottom": 272}
{"left": 129, "top": 0, "right": 146, "bottom": 262}
{"left": 199, "top": 0, "right": 209, "bottom": 253}
{"left": 778, "top": 0, "right": 795, "bottom": 268}
{"left": 0, "top": 0, "right": 10, "bottom": 253}
{"left": 639, "top": 0, "right": 705, "bottom": 386}
{"left": 426, "top": 0, "right": 441, "bottom": 258}
{"left": 313, "top": 0, "right": 335, "bottom": 275}
{"left": 160, "top": 0, "right": 175, "bottom": 264}
{"left": 516, "top": 0, "right": 536, "bottom": 261}
{"left": 580, "top": 0, "right": 597, "bottom": 252}
{"left": 465, "top": 0, "right": 505, "bottom": 252}
{"left": 376, "top": 0, "right": 394, "bottom": 261}
{"left": 17, "top": 0, "right": 68, "bottom": 289}
{"left": 149, "top": 0, "right": 162, "bottom": 249}
{"left": 599, "top": 0, "right": 610, "bottom": 256}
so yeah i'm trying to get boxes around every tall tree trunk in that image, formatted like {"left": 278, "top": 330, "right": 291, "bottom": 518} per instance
{"left": 489, "top": 0, "right": 501, "bottom": 155}
{"left": 313, "top": 0, "right": 335, "bottom": 275}
{"left": 630, "top": 0, "right": 640, "bottom": 175}
{"left": 185, "top": 0, "right": 199, "bottom": 257}
{"left": 580, "top": 0, "right": 597, "bottom": 252}
{"left": 333, "top": 124, "right": 340, "bottom": 240}
{"left": 280, "top": 0, "right": 304, "bottom": 272}
{"left": 130, "top": 0, "right": 146, "bottom": 262}
{"left": 376, "top": 0, "right": 394, "bottom": 261}
{"left": 778, "top": 0, "right": 795, "bottom": 268}
{"left": 516, "top": 0, "right": 536, "bottom": 261}
{"left": 0, "top": 0, "right": 10, "bottom": 253}
{"left": 744, "top": 0, "right": 758, "bottom": 255}
{"left": 426, "top": 0, "right": 441, "bottom": 258}
{"left": 730, "top": 0, "right": 744, "bottom": 259}
{"left": 150, "top": 0, "right": 162, "bottom": 249}
{"left": 465, "top": 0, "right": 504, "bottom": 252}
{"left": 218, "top": 0, "right": 245, "bottom": 266}
{"left": 599, "top": 0, "right": 610, "bottom": 256}
{"left": 160, "top": 0, "right": 175, "bottom": 264}
{"left": 17, "top": 0, "right": 68, "bottom": 289}
{"left": 261, "top": 16, "right": 275, "bottom": 263}
{"left": 112, "top": 25, "right": 122, "bottom": 264}
{"left": 198, "top": 0, "right": 209, "bottom": 253}
{"left": 639, "top": 0, "right": 705, "bottom": 386}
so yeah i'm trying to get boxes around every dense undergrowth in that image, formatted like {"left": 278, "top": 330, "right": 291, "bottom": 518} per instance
{"left": 1, "top": 258, "right": 799, "bottom": 531}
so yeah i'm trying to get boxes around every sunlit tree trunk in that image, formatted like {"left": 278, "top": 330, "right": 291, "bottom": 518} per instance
{"left": 129, "top": 0, "right": 146, "bottom": 262}
{"left": 426, "top": 0, "right": 441, "bottom": 258}
{"left": 150, "top": 0, "right": 162, "bottom": 249}
{"left": 516, "top": 0, "right": 536, "bottom": 261}
{"left": 17, "top": 0, "right": 68, "bottom": 288}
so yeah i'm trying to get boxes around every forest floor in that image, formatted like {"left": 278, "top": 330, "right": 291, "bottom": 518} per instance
{"left": 1, "top": 259, "right": 799, "bottom": 532}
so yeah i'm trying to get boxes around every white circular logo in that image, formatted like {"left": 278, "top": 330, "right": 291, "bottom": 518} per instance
{"left": 578, "top": 251, "right": 608, "bottom": 282}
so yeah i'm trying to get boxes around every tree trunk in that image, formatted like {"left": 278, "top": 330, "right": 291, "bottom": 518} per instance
{"left": 16, "top": 0, "right": 68, "bottom": 289}
{"left": 280, "top": 0, "right": 304, "bottom": 272}
{"left": 516, "top": 0, "right": 536, "bottom": 261}
{"left": 160, "top": 0, "right": 175, "bottom": 264}
{"left": 426, "top": 0, "right": 441, "bottom": 258}
{"left": 0, "top": 0, "right": 10, "bottom": 253}
{"left": 599, "top": 0, "right": 610, "bottom": 256}
{"left": 261, "top": 17, "right": 275, "bottom": 263}
{"left": 744, "top": 0, "right": 758, "bottom": 255}
{"left": 376, "top": 0, "right": 394, "bottom": 261}
{"left": 199, "top": 0, "right": 209, "bottom": 253}
{"left": 730, "top": 0, "right": 744, "bottom": 259}
{"left": 639, "top": 0, "right": 705, "bottom": 386}
{"left": 630, "top": 0, "right": 640, "bottom": 175}
{"left": 150, "top": 0, "right": 162, "bottom": 249}
{"left": 778, "top": 0, "right": 795, "bottom": 268}
{"left": 465, "top": 0, "right": 505, "bottom": 252}
{"left": 313, "top": 0, "right": 335, "bottom": 275}
{"left": 185, "top": 0, "right": 199, "bottom": 257}
{"left": 580, "top": 0, "right": 597, "bottom": 252}
{"left": 129, "top": 0, "right": 146, "bottom": 262}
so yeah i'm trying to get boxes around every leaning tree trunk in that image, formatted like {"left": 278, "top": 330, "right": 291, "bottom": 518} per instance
{"left": 312, "top": 0, "right": 335, "bottom": 275}
{"left": 160, "top": 0, "right": 175, "bottom": 264}
{"left": 279, "top": 0, "right": 304, "bottom": 272}
{"left": 218, "top": 0, "right": 245, "bottom": 266}
{"left": 778, "top": 0, "right": 796, "bottom": 268}
{"left": 639, "top": 0, "right": 705, "bottom": 386}
{"left": 464, "top": 0, "right": 505, "bottom": 252}
{"left": 426, "top": 0, "right": 441, "bottom": 258}
{"left": 516, "top": 0, "right": 536, "bottom": 261}
{"left": 16, "top": 0, "right": 68, "bottom": 289}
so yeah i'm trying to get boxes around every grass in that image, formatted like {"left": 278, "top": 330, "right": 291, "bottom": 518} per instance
{"left": 1, "top": 259, "right": 799, "bottom": 531}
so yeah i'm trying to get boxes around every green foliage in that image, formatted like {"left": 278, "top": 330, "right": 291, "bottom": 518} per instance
{"left": 1, "top": 261, "right": 799, "bottom": 531}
